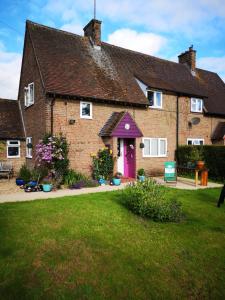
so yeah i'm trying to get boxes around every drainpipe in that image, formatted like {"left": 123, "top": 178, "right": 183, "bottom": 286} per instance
{"left": 176, "top": 94, "right": 179, "bottom": 150}
{"left": 51, "top": 96, "right": 55, "bottom": 136}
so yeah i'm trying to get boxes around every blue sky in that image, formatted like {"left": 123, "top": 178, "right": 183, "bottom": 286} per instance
{"left": 0, "top": 0, "right": 225, "bottom": 98}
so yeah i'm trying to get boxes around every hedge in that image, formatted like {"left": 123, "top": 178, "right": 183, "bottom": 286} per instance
{"left": 175, "top": 145, "right": 225, "bottom": 181}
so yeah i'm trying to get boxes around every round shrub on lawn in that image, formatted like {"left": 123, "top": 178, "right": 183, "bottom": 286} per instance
{"left": 121, "top": 178, "right": 183, "bottom": 222}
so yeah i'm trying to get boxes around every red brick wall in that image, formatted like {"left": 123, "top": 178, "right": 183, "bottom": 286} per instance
{"left": 49, "top": 95, "right": 225, "bottom": 177}
{"left": 18, "top": 29, "right": 47, "bottom": 168}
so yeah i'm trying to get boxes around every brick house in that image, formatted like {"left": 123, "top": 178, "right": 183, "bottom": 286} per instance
{"left": 0, "top": 99, "right": 25, "bottom": 174}
{"left": 2, "top": 19, "right": 225, "bottom": 177}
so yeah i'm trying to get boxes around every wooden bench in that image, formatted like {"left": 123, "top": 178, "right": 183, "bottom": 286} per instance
{"left": 0, "top": 162, "right": 13, "bottom": 180}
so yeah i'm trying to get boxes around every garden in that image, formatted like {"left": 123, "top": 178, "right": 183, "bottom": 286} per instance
{"left": 0, "top": 188, "right": 225, "bottom": 299}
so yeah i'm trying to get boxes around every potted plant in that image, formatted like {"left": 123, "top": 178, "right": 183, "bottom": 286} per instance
{"left": 137, "top": 168, "right": 146, "bottom": 182}
{"left": 98, "top": 176, "right": 106, "bottom": 186}
{"left": 112, "top": 172, "right": 122, "bottom": 186}
{"left": 191, "top": 147, "right": 205, "bottom": 169}
{"left": 42, "top": 178, "right": 52, "bottom": 192}
{"left": 16, "top": 164, "right": 31, "bottom": 186}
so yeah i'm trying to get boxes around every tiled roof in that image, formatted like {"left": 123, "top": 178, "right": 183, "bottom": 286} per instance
{"left": 211, "top": 122, "right": 225, "bottom": 140}
{"left": 26, "top": 21, "right": 225, "bottom": 115}
{"left": 99, "top": 112, "right": 125, "bottom": 136}
{"left": 0, "top": 99, "right": 24, "bottom": 139}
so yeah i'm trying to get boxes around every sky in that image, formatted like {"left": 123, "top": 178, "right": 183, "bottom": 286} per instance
{"left": 0, "top": 0, "right": 225, "bottom": 99}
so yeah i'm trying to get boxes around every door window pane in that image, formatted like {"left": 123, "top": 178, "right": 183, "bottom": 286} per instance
{"left": 155, "top": 92, "right": 162, "bottom": 107}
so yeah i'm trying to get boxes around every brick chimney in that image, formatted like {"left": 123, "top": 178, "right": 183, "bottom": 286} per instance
{"left": 83, "top": 19, "right": 102, "bottom": 47}
{"left": 178, "top": 45, "right": 196, "bottom": 75}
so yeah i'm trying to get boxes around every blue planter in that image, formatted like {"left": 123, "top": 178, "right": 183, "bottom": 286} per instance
{"left": 42, "top": 184, "right": 52, "bottom": 192}
{"left": 27, "top": 181, "right": 37, "bottom": 187}
{"left": 98, "top": 178, "right": 106, "bottom": 185}
{"left": 16, "top": 178, "right": 25, "bottom": 186}
{"left": 138, "top": 175, "right": 145, "bottom": 182}
{"left": 112, "top": 178, "right": 121, "bottom": 186}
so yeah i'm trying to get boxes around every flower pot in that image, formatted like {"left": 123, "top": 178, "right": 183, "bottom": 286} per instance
{"left": 112, "top": 178, "right": 121, "bottom": 186}
{"left": 138, "top": 175, "right": 145, "bottom": 182}
{"left": 27, "top": 181, "right": 38, "bottom": 187}
{"left": 16, "top": 178, "right": 25, "bottom": 186}
{"left": 98, "top": 178, "right": 106, "bottom": 185}
{"left": 42, "top": 184, "right": 52, "bottom": 192}
{"left": 196, "top": 161, "right": 205, "bottom": 170}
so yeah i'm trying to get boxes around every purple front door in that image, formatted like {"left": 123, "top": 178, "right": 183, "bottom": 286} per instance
{"left": 124, "top": 139, "right": 135, "bottom": 178}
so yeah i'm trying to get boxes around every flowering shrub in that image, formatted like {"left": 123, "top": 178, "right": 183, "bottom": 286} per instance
{"left": 91, "top": 148, "right": 114, "bottom": 180}
{"left": 36, "top": 134, "right": 69, "bottom": 185}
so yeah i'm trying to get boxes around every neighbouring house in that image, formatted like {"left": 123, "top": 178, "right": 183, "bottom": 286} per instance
{"left": 2, "top": 19, "right": 225, "bottom": 177}
{"left": 0, "top": 98, "right": 25, "bottom": 174}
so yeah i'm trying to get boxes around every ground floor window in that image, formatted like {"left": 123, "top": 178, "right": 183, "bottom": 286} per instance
{"left": 7, "top": 140, "right": 20, "bottom": 158}
{"left": 142, "top": 138, "right": 167, "bottom": 157}
{"left": 26, "top": 137, "right": 32, "bottom": 158}
{"left": 187, "top": 138, "right": 204, "bottom": 145}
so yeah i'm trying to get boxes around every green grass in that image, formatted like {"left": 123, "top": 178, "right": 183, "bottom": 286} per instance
{"left": 0, "top": 188, "right": 225, "bottom": 299}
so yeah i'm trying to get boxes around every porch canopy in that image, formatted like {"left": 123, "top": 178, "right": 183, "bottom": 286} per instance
{"left": 99, "top": 111, "right": 143, "bottom": 138}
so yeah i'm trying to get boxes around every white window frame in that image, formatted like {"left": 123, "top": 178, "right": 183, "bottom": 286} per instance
{"left": 191, "top": 98, "right": 203, "bottom": 113}
{"left": 7, "top": 140, "right": 20, "bottom": 158}
{"left": 80, "top": 101, "right": 93, "bottom": 119}
{"left": 187, "top": 138, "right": 204, "bottom": 145}
{"left": 146, "top": 90, "right": 163, "bottom": 109}
{"left": 26, "top": 137, "right": 32, "bottom": 158}
{"left": 142, "top": 138, "right": 167, "bottom": 158}
{"left": 24, "top": 83, "right": 34, "bottom": 107}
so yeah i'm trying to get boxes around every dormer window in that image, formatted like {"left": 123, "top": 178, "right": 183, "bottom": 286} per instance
{"left": 24, "top": 83, "right": 34, "bottom": 107}
{"left": 147, "top": 90, "right": 163, "bottom": 109}
{"left": 191, "top": 98, "right": 203, "bottom": 113}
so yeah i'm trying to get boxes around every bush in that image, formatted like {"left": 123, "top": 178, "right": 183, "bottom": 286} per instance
{"left": 121, "top": 179, "right": 182, "bottom": 222}
{"left": 70, "top": 179, "right": 99, "bottom": 189}
{"left": 176, "top": 145, "right": 225, "bottom": 181}
{"left": 137, "top": 168, "right": 145, "bottom": 176}
{"left": 92, "top": 148, "right": 114, "bottom": 180}
{"left": 63, "top": 169, "right": 87, "bottom": 186}
{"left": 18, "top": 164, "right": 31, "bottom": 182}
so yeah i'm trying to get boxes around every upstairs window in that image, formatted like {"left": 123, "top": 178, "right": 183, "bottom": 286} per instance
{"left": 80, "top": 101, "right": 92, "bottom": 119}
{"left": 7, "top": 140, "right": 20, "bottom": 158}
{"left": 147, "top": 90, "right": 163, "bottom": 109}
{"left": 24, "top": 83, "right": 34, "bottom": 107}
{"left": 191, "top": 98, "right": 203, "bottom": 113}
{"left": 187, "top": 138, "right": 204, "bottom": 145}
{"left": 26, "top": 137, "right": 32, "bottom": 158}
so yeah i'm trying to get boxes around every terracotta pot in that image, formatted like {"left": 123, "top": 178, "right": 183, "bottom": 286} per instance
{"left": 196, "top": 161, "right": 205, "bottom": 170}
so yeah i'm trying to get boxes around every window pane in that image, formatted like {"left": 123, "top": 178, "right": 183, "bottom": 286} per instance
{"left": 150, "top": 139, "right": 158, "bottom": 156}
{"left": 8, "top": 147, "right": 19, "bottom": 157}
{"left": 159, "top": 140, "right": 166, "bottom": 155}
{"left": 155, "top": 92, "right": 161, "bottom": 107}
{"left": 82, "top": 103, "right": 90, "bottom": 116}
{"left": 188, "top": 140, "right": 192, "bottom": 145}
{"left": 29, "top": 84, "right": 34, "bottom": 103}
{"left": 200, "top": 140, "right": 203, "bottom": 145}
{"left": 144, "top": 139, "right": 150, "bottom": 156}
{"left": 147, "top": 91, "right": 154, "bottom": 106}
{"left": 191, "top": 99, "right": 196, "bottom": 111}
{"left": 197, "top": 100, "right": 202, "bottom": 111}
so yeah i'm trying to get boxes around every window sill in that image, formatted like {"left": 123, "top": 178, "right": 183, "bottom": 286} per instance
{"left": 7, "top": 156, "right": 20, "bottom": 159}
{"left": 149, "top": 106, "right": 163, "bottom": 110}
{"left": 25, "top": 104, "right": 34, "bottom": 109}
{"left": 190, "top": 110, "right": 203, "bottom": 114}
{"left": 143, "top": 155, "right": 168, "bottom": 158}
{"left": 26, "top": 156, "right": 33, "bottom": 159}
{"left": 80, "top": 116, "right": 93, "bottom": 120}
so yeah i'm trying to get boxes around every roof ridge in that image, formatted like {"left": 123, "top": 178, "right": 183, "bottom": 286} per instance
{"left": 26, "top": 20, "right": 83, "bottom": 40}
{"left": 0, "top": 98, "right": 17, "bottom": 102}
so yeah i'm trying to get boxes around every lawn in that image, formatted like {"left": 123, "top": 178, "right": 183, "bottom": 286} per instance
{"left": 0, "top": 188, "right": 225, "bottom": 299}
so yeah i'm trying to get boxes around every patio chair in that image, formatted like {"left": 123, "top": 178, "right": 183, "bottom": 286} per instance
{"left": 0, "top": 161, "right": 13, "bottom": 180}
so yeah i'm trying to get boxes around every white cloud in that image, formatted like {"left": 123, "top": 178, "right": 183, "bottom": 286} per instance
{"left": 107, "top": 29, "right": 167, "bottom": 55}
{"left": 60, "top": 23, "right": 83, "bottom": 35}
{"left": 0, "top": 43, "right": 22, "bottom": 99}
{"left": 198, "top": 56, "right": 225, "bottom": 81}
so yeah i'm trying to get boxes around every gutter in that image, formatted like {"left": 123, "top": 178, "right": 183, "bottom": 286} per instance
{"left": 176, "top": 94, "right": 180, "bottom": 150}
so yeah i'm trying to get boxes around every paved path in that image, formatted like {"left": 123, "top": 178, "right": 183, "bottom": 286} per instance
{"left": 0, "top": 183, "right": 126, "bottom": 204}
{"left": 0, "top": 177, "right": 222, "bottom": 204}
